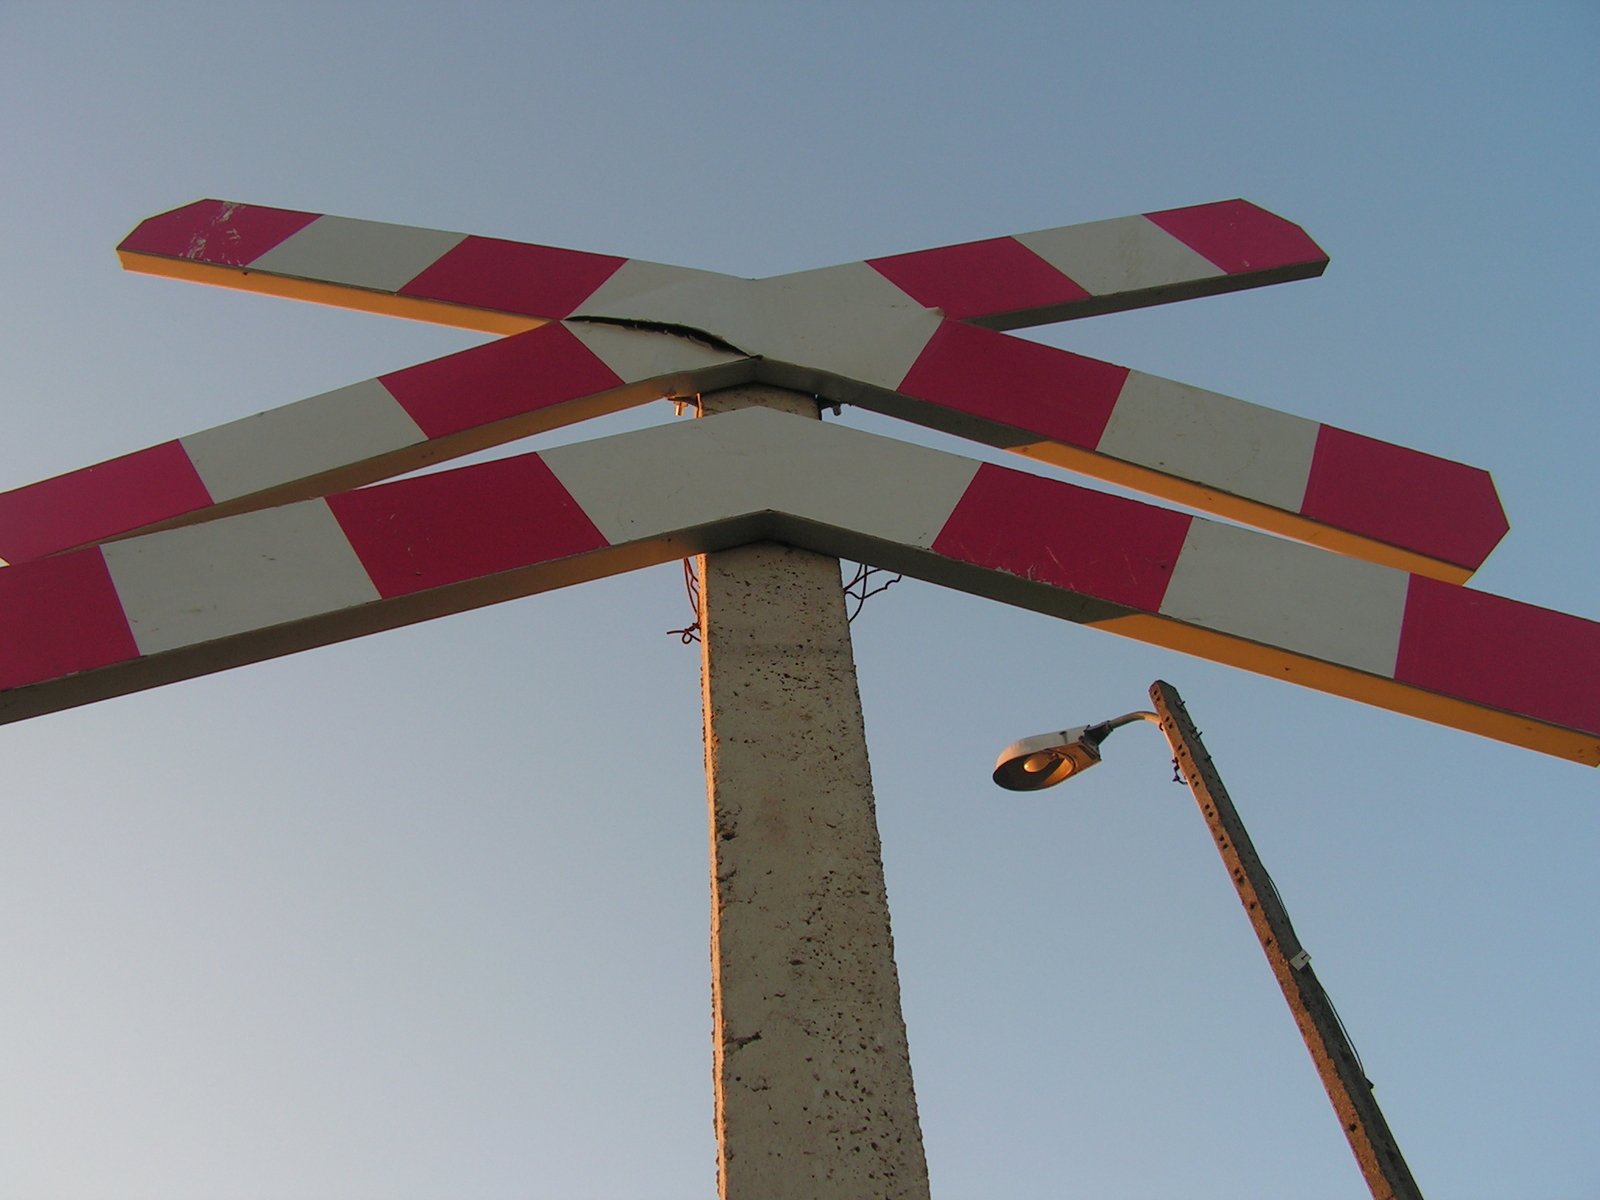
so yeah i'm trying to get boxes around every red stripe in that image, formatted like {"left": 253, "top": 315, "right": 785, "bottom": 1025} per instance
{"left": 0, "top": 441, "right": 213, "bottom": 564}
{"left": 867, "top": 237, "right": 1090, "bottom": 321}
{"left": 932, "top": 463, "right": 1191, "bottom": 612}
{"left": 0, "top": 550, "right": 140, "bottom": 691}
{"left": 1300, "top": 426, "right": 1508, "bottom": 573}
{"left": 896, "top": 322, "right": 1127, "bottom": 450}
{"left": 1144, "top": 199, "right": 1327, "bottom": 276}
{"left": 117, "top": 200, "right": 320, "bottom": 266}
{"left": 1396, "top": 576, "right": 1600, "bottom": 735}
{"left": 327, "top": 453, "right": 608, "bottom": 599}
{"left": 379, "top": 324, "right": 626, "bottom": 440}
{"left": 398, "top": 235, "right": 627, "bottom": 320}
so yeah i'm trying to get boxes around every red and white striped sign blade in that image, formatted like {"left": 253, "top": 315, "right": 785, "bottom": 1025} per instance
{"left": 118, "top": 198, "right": 1325, "bottom": 333}
{"left": 116, "top": 200, "right": 732, "bottom": 333}
{"left": 1, "top": 409, "right": 1593, "bottom": 765}
{"left": 866, "top": 199, "right": 1327, "bottom": 330}
{"left": 0, "top": 323, "right": 744, "bottom": 564}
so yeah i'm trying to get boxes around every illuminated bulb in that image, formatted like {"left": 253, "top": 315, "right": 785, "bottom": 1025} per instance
{"left": 1022, "top": 751, "right": 1058, "bottom": 773}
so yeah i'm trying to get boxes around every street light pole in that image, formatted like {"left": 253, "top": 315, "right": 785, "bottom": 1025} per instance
{"left": 993, "top": 681, "right": 1425, "bottom": 1198}
{"left": 1147, "top": 681, "right": 1424, "bottom": 1200}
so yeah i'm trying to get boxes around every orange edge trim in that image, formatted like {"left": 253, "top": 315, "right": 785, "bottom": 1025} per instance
{"left": 117, "top": 251, "right": 545, "bottom": 336}
{"left": 1096, "top": 613, "right": 1600, "bottom": 766}
{"left": 1013, "top": 442, "right": 1477, "bottom": 584}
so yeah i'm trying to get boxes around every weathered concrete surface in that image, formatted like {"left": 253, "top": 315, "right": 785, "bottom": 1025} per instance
{"left": 699, "top": 386, "right": 930, "bottom": 1199}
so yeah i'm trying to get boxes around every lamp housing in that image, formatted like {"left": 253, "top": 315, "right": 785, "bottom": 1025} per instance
{"left": 992, "top": 724, "right": 1111, "bottom": 791}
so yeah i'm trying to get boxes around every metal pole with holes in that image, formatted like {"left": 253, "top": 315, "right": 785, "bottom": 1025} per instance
{"left": 1149, "top": 680, "right": 1424, "bottom": 1200}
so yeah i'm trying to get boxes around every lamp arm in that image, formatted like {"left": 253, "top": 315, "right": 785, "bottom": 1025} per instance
{"left": 1090, "top": 710, "right": 1162, "bottom": 741}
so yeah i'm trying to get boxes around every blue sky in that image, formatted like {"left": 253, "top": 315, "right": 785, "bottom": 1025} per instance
{"left": 1, "top": 3, "right": 1596, "bottom": 1196}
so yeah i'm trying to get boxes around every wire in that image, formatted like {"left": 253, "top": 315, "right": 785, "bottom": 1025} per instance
{"left": 1320, "top": 977, "right": 1372, "bottom": 1087}
{"left": 843, "top": 562, "right": 902, "bottom": 622}
{"left": 669, "top": 557, "right": 903, "bottom": 642}
{"left": 666, "top": 558, "right": 701, "bottom": 643}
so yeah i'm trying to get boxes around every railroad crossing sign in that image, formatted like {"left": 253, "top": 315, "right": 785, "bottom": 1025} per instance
{"left": 2, "top": 198, "right": 1596, "bottom": 1196}
{"left": 1, "top": 198, "right": 1594, "bottom": 761}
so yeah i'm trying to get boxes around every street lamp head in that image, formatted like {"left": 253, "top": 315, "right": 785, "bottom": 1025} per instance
{"left": 992, "top": 724, "right": 1111, "bottom": 790}
{"left": 992, "top": 710, "right": 1162, "bottom": 791}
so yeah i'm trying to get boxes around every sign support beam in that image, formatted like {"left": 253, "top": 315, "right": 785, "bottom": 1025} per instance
{"left": 699, "top": 386, "right": 930, "bottom": 1199}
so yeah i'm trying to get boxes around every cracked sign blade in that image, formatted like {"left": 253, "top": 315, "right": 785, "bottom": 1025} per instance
{"left": 118, "top": 198, "right": 1325, "bottom": 334}
{"left": 2, "top": 410, "right": 1594, "bottom": 765}
{"left": 117, "top": 199, "right": 736, "bottom": 334}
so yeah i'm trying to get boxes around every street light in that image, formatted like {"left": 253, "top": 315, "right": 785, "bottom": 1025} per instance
{"left": 991, "top": 710, "right": 1160, "bottom": 790}
{"left": 993, "top": 681, "right": 1424, "bottom": 1200}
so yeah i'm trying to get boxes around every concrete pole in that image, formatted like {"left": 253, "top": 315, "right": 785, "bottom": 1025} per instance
{"left": 697, "top": 385, "right": 931, "bottom": 1200}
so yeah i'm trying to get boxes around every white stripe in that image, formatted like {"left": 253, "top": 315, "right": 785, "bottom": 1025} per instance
{"left": 1160, "top": 521, "right": 1408, "bottom": 676}
{"left": 1015, "top": 215, "right": 1220, "bottom": 296}
{"left": 575, "top": 259, "right": 743, "bottom": 323}
{"left": 1096, "top": 371, "right": 1318, "bottom": 512}
{"left": 580, "top": 268, "right": 760, "bottom": 350}
{"left": 249, "top": 215, "right": 467, "bottom": 292}
{"left": 564, "top": 321, "right": 748, "bottom": 384}
{"left": 181, "top": 378, "right": 426, "bottom": 504}
{"left": 541, "top": 407, "right": 980, "bottom": 550}
{"left": 754, "top": 262, "right": 942, "bottom": 390}
{"left": 578, "top": 261, "right": 940, "bottom": 394}
{"left": 103, "top": 501, "right": 380, "bottom": 656}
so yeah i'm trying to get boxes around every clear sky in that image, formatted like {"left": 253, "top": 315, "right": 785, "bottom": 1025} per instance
{"left": 1, "top": 3, "right": 1596, "bottom": 1197}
